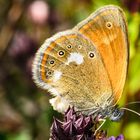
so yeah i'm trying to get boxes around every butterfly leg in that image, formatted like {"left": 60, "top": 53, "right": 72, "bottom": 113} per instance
{"left": 94, "top": 119, "right": 106, "bottom": 135}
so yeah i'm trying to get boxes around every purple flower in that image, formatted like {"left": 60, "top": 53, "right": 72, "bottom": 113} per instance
{"left": 108, "top": 134, "right": 124, "bottom": 140}
{"left": 50, "top": 107, "right": 125, "bottom": 140}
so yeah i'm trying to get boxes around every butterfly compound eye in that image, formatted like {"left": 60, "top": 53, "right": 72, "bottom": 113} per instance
{"left": 110, "top": 108, "right": 124, "bottom": 121}
{"left": 106, "top": 22, "right": 113, "bottom": 29}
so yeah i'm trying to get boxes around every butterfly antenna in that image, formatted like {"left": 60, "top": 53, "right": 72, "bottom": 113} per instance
{"left": 120, "top": 107, "right": 140, "bottom": 117}
{"left": 124, "top": 101, "right": 140, "bottom": 107}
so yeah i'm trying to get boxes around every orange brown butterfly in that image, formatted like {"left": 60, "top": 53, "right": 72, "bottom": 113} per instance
{"left": 32, "top": 5, "right": 129, "bottom": 122}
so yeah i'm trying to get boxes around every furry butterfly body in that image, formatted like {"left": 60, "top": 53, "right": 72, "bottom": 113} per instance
{"left": 32, "top": 5, "right": 129, "bottom": 118}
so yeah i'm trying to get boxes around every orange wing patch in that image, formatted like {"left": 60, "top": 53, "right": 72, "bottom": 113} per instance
{"left": 40, "top": 34, "right": 78, "bottom": 83}
{"left": 76, "top": 7, "right": 129, "bottom": 104}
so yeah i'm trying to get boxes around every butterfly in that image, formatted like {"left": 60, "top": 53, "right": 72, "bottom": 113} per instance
{"left": 32, "top": 5, "right": 129, "bottom": 121}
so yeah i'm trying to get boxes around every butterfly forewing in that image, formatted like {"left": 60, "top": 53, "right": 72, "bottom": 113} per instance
{"left": 75, "top": 5, "right": 129, "bottom": 105}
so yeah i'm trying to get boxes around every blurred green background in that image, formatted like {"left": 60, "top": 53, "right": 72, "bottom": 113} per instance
{"left": 0, "top": 0, "right": 140, "bottom": 140}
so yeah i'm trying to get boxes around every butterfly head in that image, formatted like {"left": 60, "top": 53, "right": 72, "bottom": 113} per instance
{"left": 99, "top": 106, "right": 124, "bottom": 121}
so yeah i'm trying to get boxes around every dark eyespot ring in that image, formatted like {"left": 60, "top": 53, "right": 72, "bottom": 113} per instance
{"left": 78, "top": 45, "right": 82, "bottom": 49}
{"left": 89, "top": 52, "right": 94, "bottom": 58}
{"left": 50, "top": 60, "right": 54, "bottom": 65}
{"left": 58, "top": 50, "right": 65, "bottom": 56}
{"left": 67, "top": 45, "right": 72, "bottom": 49}
{"left": 106, "top": 22, "right": 113, "bottom": 29}
{"left": 47, "top": 71, "right": 52, "bottom": 75}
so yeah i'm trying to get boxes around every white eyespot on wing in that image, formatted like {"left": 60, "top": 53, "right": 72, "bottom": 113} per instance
{"left": 66, "top": 52, "right": 84, "bottom": 65}
{"left": 49, "top": 96, "right": 70, "bottom": 113}
{"left": 53, "top": 71, "right": 62, "bottom": 82}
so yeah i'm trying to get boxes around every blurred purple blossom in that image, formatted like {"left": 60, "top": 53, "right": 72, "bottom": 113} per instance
{"left": 9, "top": 31, "right": 37, "bottom": 60}
{"left": 122, "top": 0, "right": 140, "bottom": 13}
{"left": 8, "top": 31, "right": 38, "bottom": 80}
